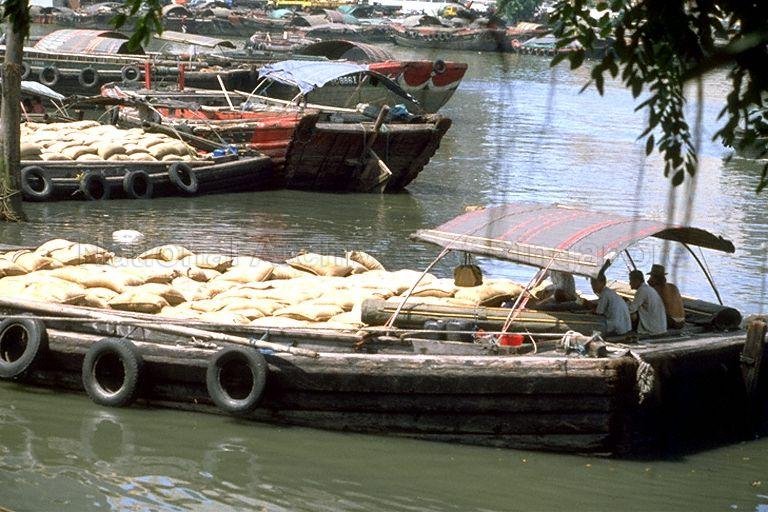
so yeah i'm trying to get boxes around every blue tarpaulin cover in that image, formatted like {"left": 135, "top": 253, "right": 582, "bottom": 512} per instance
{"left": 258, "top": 60, "right": 370, "bottom": 95}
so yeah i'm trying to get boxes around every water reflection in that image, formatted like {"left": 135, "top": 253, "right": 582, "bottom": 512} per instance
{"left": 0, "top": 385, "right": 767, "bottom": 511}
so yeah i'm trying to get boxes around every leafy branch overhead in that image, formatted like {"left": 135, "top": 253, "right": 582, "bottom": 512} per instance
{"left": 111, "top": 0, "right": 164, "bottom": 52}
{"left": 548, "top": 0, "right": 768, "bottom": 191}
{"left": 2, "top": 0, "right": 31, "bottom": 38}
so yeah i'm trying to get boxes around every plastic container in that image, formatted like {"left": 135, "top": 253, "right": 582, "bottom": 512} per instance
{"left": 499, "top": 333, "right": 524, "bottom": 347}
{"left": 422, "top": 319, "right": 446, "bottom": 340}
{"left": 444, "top": 319, "right": 477, "bottom": 342}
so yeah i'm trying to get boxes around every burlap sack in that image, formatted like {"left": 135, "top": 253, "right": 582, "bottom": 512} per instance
{"left": 346, "top": 250, "right": 385, "bottom": 271}
{"left": 49, "top": 243, "right": 113, "bottom": 265}
{"left": 274, "top": 302, "right": 344, "bottom": 322}
{"left": 35, "top": 239, "right": 76, "bottom": 257}
{"left": 285, "top": 253, "right": 354, "bottom": 277}
{"left": 109, "top": 291, "right": 169, "bottom": 314}
{"left": 180, "top": 254, "right": 233, "bottom": 273}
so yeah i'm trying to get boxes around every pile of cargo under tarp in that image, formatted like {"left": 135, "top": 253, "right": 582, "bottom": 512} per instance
{"left": 20, "top": 121, "right": 203, "bottom": 163}
{"left": 0, "top": 240, "right": 527, "bottom": 331}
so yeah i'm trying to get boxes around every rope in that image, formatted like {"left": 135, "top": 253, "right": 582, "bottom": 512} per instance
{"left": 0, "top": 190, "right": 21, "bottom": 202}
{"left": 628, "top": 350, "right": 656, "bottom": 402}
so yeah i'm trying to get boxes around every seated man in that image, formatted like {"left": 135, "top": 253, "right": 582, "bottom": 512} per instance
{"left": 590, "top": 273, "right": 631, "bottom": 336}
{"left": 647, "top": 264, "right": 686, "bottom": 329}
{"left": 628, "top": 270, "right": 667, "bottom": 335}
{"left": 533, "top": 270, "right": 577, "bottom": 303}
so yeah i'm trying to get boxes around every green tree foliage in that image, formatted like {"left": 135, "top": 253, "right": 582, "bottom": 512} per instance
{"left": 2, "top": 0, "right": 30, "bottom": 37}
{"left": 110, "top": 0, "right": 164, "bottom": 51}
{"left": 549, "top": 0, "right": 768, "bottom": 191}
{"left": 497, "top": 0, "right": 545, "bottom": 23}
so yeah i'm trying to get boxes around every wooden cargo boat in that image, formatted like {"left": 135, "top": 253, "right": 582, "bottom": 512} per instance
{"left": 0, "top": 203, "right": 764, "bottom": 456}
{"left": 150, "top": 36, "right": 468, "bottom": 113}
{"left": 17, "top": 156, "right": 275, "bottom": 201}
{"left": 258, "top": 39, "right": 468, "bottom": 113}
{"left": 102, "top": 72, "right": 451, "bottom": 192}
{"left": 391, "top": 24, "right": 508, "bottom": 52}
{"left": 9, "top": 30, "right": 256, "bottom": 97}
{"left": 33, "top": 4, "right": 287, "bottom": 38}
{"left": 18, "top": 120, "right": 274, "bottom": 201}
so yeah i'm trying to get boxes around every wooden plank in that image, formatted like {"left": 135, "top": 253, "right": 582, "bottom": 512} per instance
{"left": 42, "top": 329, "right": 625, "bottom": 395}
{"left": 361, "top": 298, "right": 604, "bottom": 334}
{"left": 260, "top": 391, "right": 614, "bottom": 414}
{"left": 741, "top": 319, "right": 767, "bottom": 397}
{"left": 241, "top": 409, "right": 612, "bottom": 435}
{"left": 398, "top": 433, "right": 612, "bottom": 453}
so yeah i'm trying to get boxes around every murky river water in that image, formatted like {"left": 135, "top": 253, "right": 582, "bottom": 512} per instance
{"left": 1, "top": 44, "right": 767, "bottom": 511}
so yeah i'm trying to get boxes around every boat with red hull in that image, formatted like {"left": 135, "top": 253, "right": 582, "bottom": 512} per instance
{"left": 101, "top": 80, "right": 451, "bottom": 193}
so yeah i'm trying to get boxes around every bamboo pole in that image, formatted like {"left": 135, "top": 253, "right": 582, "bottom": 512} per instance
{"left": 232, "top": 90, "right": 360, "bottom": 114}
{"left": 0, "top": 298, "right": 318, "bottom": 358}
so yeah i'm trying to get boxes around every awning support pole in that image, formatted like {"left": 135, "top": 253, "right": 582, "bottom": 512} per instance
{"left": 384, "top": 248, "right": 452, "bottom": 330}
{"left": 623, "top": 250, "right": 637, "bottom": 271}
{"left": 682, "top": 242, "right": 723, "bottom": 305}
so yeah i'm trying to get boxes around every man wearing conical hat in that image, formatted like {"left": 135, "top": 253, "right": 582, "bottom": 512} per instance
{"left": 647, "top": 264, "right": 686, "bottom": 330}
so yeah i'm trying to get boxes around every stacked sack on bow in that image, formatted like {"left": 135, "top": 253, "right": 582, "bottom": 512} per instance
{"left": 0, "top": 240, "right": 527, "bottom": 331}
{"left": 20, "top": 121, "right": 202, "bottom": 163}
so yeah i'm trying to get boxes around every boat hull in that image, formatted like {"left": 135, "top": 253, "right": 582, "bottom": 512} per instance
{"left": 392, "top": 28, "right": 507, "bottom": 52}
{"left": 18, "top": 156, "right": 275, "bottom": 201}
{"left": 0, "top": 305, "right": 760, "bottom": 456}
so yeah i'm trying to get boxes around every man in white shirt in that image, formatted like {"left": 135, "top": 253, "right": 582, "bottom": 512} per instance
{"left": 628, "top": 270, "right": 667, "bottom": 335}
{"left": 590, "top": 274, "right": 631, "bottom": 336}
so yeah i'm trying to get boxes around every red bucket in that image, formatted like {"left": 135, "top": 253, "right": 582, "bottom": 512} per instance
{"left": 499, "top": 334, "right": 524, "bottom": 347}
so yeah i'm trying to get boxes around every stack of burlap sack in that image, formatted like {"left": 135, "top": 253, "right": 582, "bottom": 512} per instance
{"left": 0, "top": 240, "right": 526, "bottom": 331}
{"left": 20, "top": 121, "right": 201, "bottom": 163}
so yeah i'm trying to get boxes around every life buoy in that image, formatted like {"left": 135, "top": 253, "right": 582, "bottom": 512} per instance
{"left": 121, "top": 65, "right": 140, "bottom": 83}
{"left": 0, "top": 317, "right": 48, "bottom": 380}
{"left": 81, "top": 338, "right": 143, "bottom": 408}
{"left": 20, "top": 165, "right": 53, "bottom": 201}
{"left": 39, "top": 65, "right": 60, "bottom": 87}
{"left": 79, "top": 172, "right": 110, "bottom": 201}
{"left": 168, "top": 162, "right": 198, "bottom": 195}
{"left": 20, "top": 62, "right": 30, "bottom": 80}
{"left": 78, "top": 66, "right": 100, "bottom": 89}
{"left": 433, "top": 59, "right": 447, "bottom": 74}
{"left": 122, "top": 170, "right": 153, "bottom": 199}
{"left": 206, "top": 347, "right": 268, "bottom": 415}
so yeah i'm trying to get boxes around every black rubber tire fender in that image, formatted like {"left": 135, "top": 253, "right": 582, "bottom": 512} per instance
{"left": 78, "top": 66, "right": 100, "bottom": 89}
{"left": 168, "top": 162, "right": 199, "bottom": 195}
{"left": 39, "top": 65, "right": 60, "bottom": 87}
{"left": 121, "top": 65, "right": 140, "bottom": 83}
{"left": 433, "top": 59, "right": 447, "bottom": 74}
{"left": 20, "top": 165, "right": 53, "bottom": 201}
{"left": 80, "top": 172, "right": 110, "bottom": 201}
{"left": 0, "top": 317, "right": 48, "bottom": 380}
{"left": 206, "top": 347, "right": 268, "bottom": 415}
{"left": 20, "top": 62, "right": 31, "bottom": 80}
{"left": 82, "top": 338, "right": 143, "bottom": 408}
{"left": 122, "top": 170, "right": 153, "bottom": 199}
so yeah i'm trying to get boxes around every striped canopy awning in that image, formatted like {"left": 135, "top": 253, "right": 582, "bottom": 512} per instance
{"left": 411, "top": 203, "right": 735, "bottom": 278}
